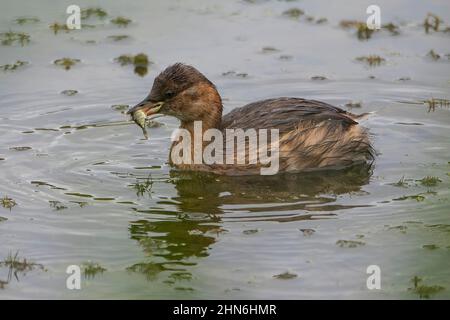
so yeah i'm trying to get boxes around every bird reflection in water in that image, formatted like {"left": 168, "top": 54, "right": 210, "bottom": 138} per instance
{"left": 127, "top": 163, "right": 372, "bottom": 284}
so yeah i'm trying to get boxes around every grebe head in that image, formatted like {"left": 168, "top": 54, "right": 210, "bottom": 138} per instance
{"left": 128, "top": 63, "right": 222, "bottom": 127}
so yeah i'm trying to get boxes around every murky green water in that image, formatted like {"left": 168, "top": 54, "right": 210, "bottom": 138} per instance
{"left": 0, "top": 0, "right": 449, "bottom": 299}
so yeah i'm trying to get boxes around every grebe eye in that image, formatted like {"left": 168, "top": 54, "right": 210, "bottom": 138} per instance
{"left": 165, "top": 91, "right": 174, "bottom": 99}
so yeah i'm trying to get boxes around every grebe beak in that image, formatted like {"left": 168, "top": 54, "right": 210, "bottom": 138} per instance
{"left": 127, "top": 100, "right": 164, "bottom": 116}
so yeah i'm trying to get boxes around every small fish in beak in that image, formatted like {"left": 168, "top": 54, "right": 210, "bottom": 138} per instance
{"left": 132, "top": 110, "right": 148, "bottom": 139}
{"left": 128, "top": 102, "right": 163, "bottom": 139}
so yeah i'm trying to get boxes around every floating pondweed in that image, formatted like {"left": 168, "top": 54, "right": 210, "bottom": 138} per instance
{"left": 344, "top": 101, "right": 362, "bottom": 109}
{"left": 273, "top": 271, "right": 298, "bottom": 280}
{"left": 261, "top": 46, "right": 279, "bottom": 53}
{"left": 49, "top": 22, "right": 70, "bottom": 35}
{"left": 0, "top": 251, "right": 45, "bottom": 282}
{"left": 408, "top": 276, "right": 445, "bottom": 299}
{"left": 423, "top": 13, "right": 442, "bottom": 33}
{"left": 356, "top": 23, "right": 375, "bottom": 40}
{"left": 10, "top": 146, "right": 31, "bottom": 151}
{"left": 382, "top": 23, "right": 400, "bottom": 35}
{"left": 356, "top": 55, "right": 386, "bottom": 67}
{"left": 49, "top": 200, "right": 67, "bottom": 211}
{"left": 0, "top": 60, "right": 28, "bottom": 72}
{"left": 111, "top": 17, "right": 132, "bottom": 27}
{"left": 61, "top": 89, "right": 78, "bottom": 96}
{"left": 418, "top": 176, "right": 441, "bottom": 187}
{"left": 82, "top": 261, "right": 107, "bottom": 279}
{"left": 423, "top": 98, "right": 450, "bottom": 112}
{"left": 426, "top": 49, "right": 440, "bottom": 61}
{"left": 282, "top": 8, "right": 304, "bottom": 19}
{"left": 336, "top": 240, "right": 365, "bottom": 248}
{"left": 81, "top": 7, "right": 108, "bottom": 20}
{"left": 108, "top": 35, "right": 129, "bottom": 41}
{"left": 0, "top": 31, "right": 30, "bottom": 46}
{"left": 339, "top": 20, "right": 401, "bottom": 40}
{"left": 393, "top": 194, "right": 426, "bottom": 202}
{"left": 15, "top": 17, "right": 40, "bottom": 25}
{"left": 54, "top": 58, "right": 80, "bottom": 70}
{"left": 131, "top": 175, "right": 153, "bottom": 197}
{"left": 115, "top": 53, "right": 150, "bottom": 76}
{"left": 390, "top": 176, "right": 408, "bottom": 187}
{"left": 222, "top": 70, "right": 248, "bottom": 78}
{"left": 299, "top": 228, "right": 315, "bottom": 236}
{"left": 1, "top": 196, "right": 17, "bottom": 210}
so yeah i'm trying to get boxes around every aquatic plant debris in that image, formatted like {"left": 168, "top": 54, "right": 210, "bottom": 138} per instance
{"left": 111, "top": 17, "right": 132, "bottom": 27}
{"left": 273, "top": 271, "right": 298, "bottom": 279}
{"left": 222, "top": 71, "right": 248, "bottom": 78}
{"left": 131, "top": 176, "right": 153, "bottom": 196}
{"left": 54, "top": 58, "right": 80, "bottom": 70}
{"left": 423, "top": 13, "right": 442, "bottom": 33}
{"left": 82, "top": 261, "right": 107, "bottom": 279}
{"left": 340, "top": 20, "right": 399, "bottom": 40}
{"left": 49, "top": 22, "right": 71, "bottom": 35}
{"left": 115, "top": 53, "right": 150, "bottom": 77}
{"left": 108, "top": 35, "right": 129, "bottom": 41}
{"left": 418, "top": 176, "right": 441, "bottom": 186}
{"left": 49, "top": 201, "right": 67, "bottom": 211}
{"left": 0, "top": 60, "right": 28, "bottom": 71}
{"left": 356, "top": 23, "right": 374, "bottom": 40}
{"left": 424, "top": 98, "right": 450, "bottom": 112}
{"left": 344, "top": 101, "right": 362, "bottom": 109}
{"left": 356, "top": 55, "right": 386, "bottom": 67}
{"left": 81, "top": 7, "right": 108, "bottom": 20}
{"left": 0, "top": 251, "right": 45, "bottom": 282}
{"left": 0, "top": 31, "right": 30, "bottom": 46}
{"left": 1, "top": 196, "right": 17, "bottom": 210}
{"left": 111, "top": 104, "right": 129, "bottom": 113}
{"left": 393, "top": 194, "right": 426, "bottom": 202}
{"left": 282, "top": 8, "right": 304, "bottom": 19}
{"left": 61, "top": 90, "right": 78, "bottom": 96}
{"left": 408, "top": 276, "right": 445, "bottom": 299}
{"left": 336, "top": 240, "right": 365, "bottom": 248}
{"left": 261, "top": 46, "right": 280, "bottom": 53}
{"left": 390, "top": 176, "right": 408, "bottom": 187}
{"left": 299, "top": 228, "right": 315, "bottom": 236}
{"left": 382, "top": 23, "right": 400, "bottom": 35}
{"left": 426, "top": 49, "right": 441, "bottom": 61}
{"left": 15, "top": 17, "right": 40, "bottom": 25}
{"left": 10, "top": 146, "right": 31, "bottom": 151}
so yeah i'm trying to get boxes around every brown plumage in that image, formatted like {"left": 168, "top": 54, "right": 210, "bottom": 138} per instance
{"left": 128, "top": 63, "right": 374, "bottom": 175}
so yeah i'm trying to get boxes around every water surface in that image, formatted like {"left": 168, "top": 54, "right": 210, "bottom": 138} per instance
{"left": 0, "top": 0, "right": 449, "bottom": 299}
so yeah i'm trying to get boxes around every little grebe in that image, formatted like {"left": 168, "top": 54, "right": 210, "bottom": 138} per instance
{"left": 128, "top": 63, "right": 374, "bottom": 175}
